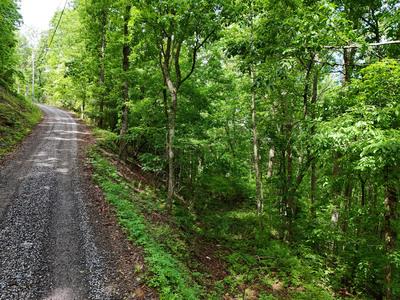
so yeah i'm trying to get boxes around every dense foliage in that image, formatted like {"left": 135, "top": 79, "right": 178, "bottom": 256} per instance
{"left": 23, "top": 0, "right": 400, "bottom": 298}
{"left": 0, "top": 87, "right": 41, "bottom": 159}
{"left": 0, "top": 1, "right": 41, "bottom": 158}
{"left": 0, "top": 0, "right": 21, "bottom": 87}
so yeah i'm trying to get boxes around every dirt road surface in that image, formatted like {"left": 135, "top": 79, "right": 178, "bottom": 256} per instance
{"left": 0, "top": 105, "right": 148, "bottom": 299}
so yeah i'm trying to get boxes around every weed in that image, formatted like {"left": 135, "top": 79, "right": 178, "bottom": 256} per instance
{"left": 89, "top": 150, "right": 202, "bottom": 299}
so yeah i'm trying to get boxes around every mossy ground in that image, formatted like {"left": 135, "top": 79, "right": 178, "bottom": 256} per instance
{"left": 0, "top": 88, "right": 42, "bottom": 159}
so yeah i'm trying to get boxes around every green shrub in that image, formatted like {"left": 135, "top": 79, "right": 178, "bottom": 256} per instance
{"left": 89, "top": 150, "right": 202, "bottom": 299}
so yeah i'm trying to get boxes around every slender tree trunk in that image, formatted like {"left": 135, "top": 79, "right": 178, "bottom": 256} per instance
{"left": 267, "top": 147, "right": 275, "bottom": 179}
{"left": 161, "top": 57, "right": 178, "bottom": 209}
{"left": 342, "top": 179, "right": 353, "bottom": 233}
{"left": 158, "top": 32, "right": 177, "bottom": 210}
{"left": 119, "top": 5, "right": 131, "bottom": 160}
{"left": 286, "top": 142, "right": 294, "bottom": 241}
{"left": 98, "top": 10, "right": 107, "bottom": 128}
{"left": 225, "top": 123, "right": 236, "bottom": 158}
{"left": 280, "top": 147, "right": 288, "bottom": 241}
{"left": 81, "top": 93, "right": 86, "bottom": 119}
{"left": 251, "top": 68, "right": 264, "bottom": 216}
{"left": 166, "top": 91, "right": 177, "bottom": 209}
{"left": 383, "top": 168, "right": 397, "bottom": 300}
{"left": 248, "top": 0, "right": 264, "bottom": 217}
{"left": 330, "top": 46, "right": 352, "bottom": 230}
{"left": 310, "top": 70, "right": 318, "bottom": 217}
{"left": 303, "top": 59, "right": 314, "bottom": 117}
{"left": 343, "top": 47, "right": 354, "bottom": 85}
{"left": 266, "top": 146, "right": 275, "bottom": 228}
{"left": 360, "top": 177, "right": 366, "bottom": 207}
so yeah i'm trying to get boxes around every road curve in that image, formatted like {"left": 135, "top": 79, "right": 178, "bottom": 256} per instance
{"left": 0, "top": 105, "right": 111, "bottom": 299}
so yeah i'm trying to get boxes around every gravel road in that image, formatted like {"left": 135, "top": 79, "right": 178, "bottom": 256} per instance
{"left": 0, "top": 105, "right": 141, "bottom": 299}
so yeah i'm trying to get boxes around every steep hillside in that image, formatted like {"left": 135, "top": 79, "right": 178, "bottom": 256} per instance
{"left": 0, "top": 87, "right": 42, "bottom": 159}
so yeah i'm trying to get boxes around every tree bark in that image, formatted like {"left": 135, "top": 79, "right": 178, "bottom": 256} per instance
{"left": 267, "top": 147, "right": 275, "bottom": 179}
{"left": 343, "top": 48, "right": 351, "bottom": 84}
{"left": 98, "top": 9, "right": 107, "bottom": 128}
{"left": 81, "top": 93, "right": 86, "bottom": 119}
{"left": 156, "top": 14, "right": 214, "bottom": 209}
{"left": 248, "top": 0, "right": 264, "bottom": 218}
{"left": 119, "top": 5, "right": 131, "bottom": 160}
{"left": 360, "top": 176, "right": 366, "bottom": 207}
{"left": 310, "top": 70, "right": 318, "bottom": 217}
{"left": 287, "top": 145, "right": 295, "bottom": 239}
{"left": 160, "top": 35, "right": 178, "bottom": 208}
{"left": 383, "top": 169, "right": 397, "bottom": 300}
{"left": 251, "top": 68, "right": 264, "bottom": 216}
{"left": 280, "top": 146, "right": 288, "bottom": 241}
{"left": 166, "top": 91, "right": 177, "bottom": 209}
{"left": 303, "top": 59, "right": 314, "bottom": 117}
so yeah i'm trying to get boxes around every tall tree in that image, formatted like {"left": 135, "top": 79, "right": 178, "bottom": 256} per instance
{"left": 119, "top": 4, "right": 132, "bottom": 159}
{"left": 139, "top": 0, "right": 226, "bottom": 207}
{"left": 0, "top": 0, "right": 21, "bottom": 88}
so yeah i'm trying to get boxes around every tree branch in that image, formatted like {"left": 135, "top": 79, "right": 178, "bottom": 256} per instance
{"left": 174, "top": 42, "right": 182, "bottom": 86}
{"left": 179, "top": 28, "right": 217, "bottom": 87}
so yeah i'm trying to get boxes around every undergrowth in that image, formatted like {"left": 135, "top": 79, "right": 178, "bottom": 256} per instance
{"left": 0, "top": 88, "right": 42, "bottom": 159}
{"left": 199, "top": 208, "right": 338, "bottom": 299}
{"left": 89, "top": 132, "right": 358, "bottom": 299}
{"left": 89, "top": 149, "right": 202, "bottom": 299}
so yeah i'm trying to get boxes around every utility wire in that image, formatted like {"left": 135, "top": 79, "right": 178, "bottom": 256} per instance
{"left": 37, "top": 0, "right": 69, "bottom": 64}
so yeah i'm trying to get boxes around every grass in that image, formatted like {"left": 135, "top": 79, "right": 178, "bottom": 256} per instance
{"left": 89, "top": 149, "right": 203, "bottom": 299}
{"left": 0, "top": 87, "right": 42, "bottom": 159}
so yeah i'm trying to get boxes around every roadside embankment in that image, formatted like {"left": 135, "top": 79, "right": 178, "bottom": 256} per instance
{"left": 0, "top": 88, "right": 42, "bottom": 159}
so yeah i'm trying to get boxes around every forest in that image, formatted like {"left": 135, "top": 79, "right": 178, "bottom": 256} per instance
{"left": 1, "top": 0, "right": 400, "bottom": 299}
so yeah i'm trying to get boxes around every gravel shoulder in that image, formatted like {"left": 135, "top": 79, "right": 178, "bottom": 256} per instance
{"left": 0, "top": 105, "right": 155, "bottom": 300}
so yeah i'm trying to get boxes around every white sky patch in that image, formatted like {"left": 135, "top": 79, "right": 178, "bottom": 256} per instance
{"left": 19, "top": 0, "right": 66, "bottom": 42}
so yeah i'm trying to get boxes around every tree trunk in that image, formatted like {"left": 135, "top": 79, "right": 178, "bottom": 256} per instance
{"left": 166, "top": 91, "right": 177, "bottom": 209}
{"left": 360, "top": 177, "right": 366, "bottom": 207}
{"left": 160, "top": 42, "right": 178, "bottom": 209}
{"left": 343, "top": 47, "right": 355, "bottom": 85}
{"left": 98, "top": 10, "right": 107, "bottom": 128}
{"left": 81, "top": 93, "right": 86, "bottom": 119}
{"left": 286, "top": 143, "right": 294, "bottom": 241}
{"left": 251, "top": 68, "right": 264, "bottom": 216}
{"left": 342, "top": 179, "right": 353, "bottom": 233}
{"left": 119, "top": 5, "right": 131, "bottom": 160}
{"left": 303, "top": 59, "right": 314, "bottom": 117}
{"left": 267, "top": 147, "right": 275, "bottom": 179}
{"left": 280, "top": 147, "right": 288, "bottom": 241}
{"left": 383, "top": 169, "right": 397, "bottom": 300}
{"left": 310, "top": 70, "right": 318, "bottom": 217}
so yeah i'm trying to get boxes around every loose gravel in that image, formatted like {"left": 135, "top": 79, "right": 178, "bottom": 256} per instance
{"left": 0, "top": 105, "right": 111, "bottom": 299}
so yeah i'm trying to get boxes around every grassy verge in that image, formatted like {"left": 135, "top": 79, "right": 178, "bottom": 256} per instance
{"left": 0, "top": 88, "right": 42, "bottom": 159}
{"left": 89, "top": 148, "right": 202, "bottom": 299}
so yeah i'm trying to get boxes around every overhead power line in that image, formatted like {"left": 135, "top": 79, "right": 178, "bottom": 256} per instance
{"left": 37, "top": 0, "right": 69, "bottom": 63}
{"left": 325, "top": 40, "right": 400, "bottom": 49}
